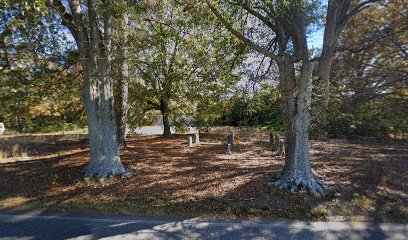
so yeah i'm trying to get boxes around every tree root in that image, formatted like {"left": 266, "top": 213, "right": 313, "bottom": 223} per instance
{"left": 83, "top": 159, "right": 126, "bottom": 179}
{"left": 272, "top": 172, "right": 325, "bottom": 195}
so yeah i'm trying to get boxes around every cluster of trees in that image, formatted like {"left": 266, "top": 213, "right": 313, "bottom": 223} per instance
{"left": 0, "top": 3, "right": 84, "bottom": 131}
{"left": 1, "top": 0, "right": 406, "bottom": 193}
{"left": 325, "top": 0, "right": 408, "bottom": 139}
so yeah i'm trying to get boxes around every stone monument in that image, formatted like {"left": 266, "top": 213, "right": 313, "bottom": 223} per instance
{"left": 194, "top": 133, "right": 200, "bottom": 145}
{"left": 187, "top": 136, "right": 193, "bottom": 147}
{"left": 0, "top": 123, "right": 5, "bottom": 135}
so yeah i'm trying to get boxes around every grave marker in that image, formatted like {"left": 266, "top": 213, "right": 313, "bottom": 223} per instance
{"left": 226, "top": 143, "right": 232, "bottom": 154}
{"left": 195, "top": 133, "right": 200, "bottom": 145}
{"left": 227, "top": 133, "right": 234, "bottom": 146}
{"left": 187, "top": 136, "right": 193, "bottom": 147}
{"left": 0, "top": 123, "right": 4, "bottom": 135}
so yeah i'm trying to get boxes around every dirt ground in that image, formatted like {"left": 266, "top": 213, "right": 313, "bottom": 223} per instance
{"left": 0, "top": 132, "right": 407, "bottom": 222}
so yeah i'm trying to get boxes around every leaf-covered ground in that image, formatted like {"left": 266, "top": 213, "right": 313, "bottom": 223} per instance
{"left": 0, "top": 133, "right": 407, "bottom": 222}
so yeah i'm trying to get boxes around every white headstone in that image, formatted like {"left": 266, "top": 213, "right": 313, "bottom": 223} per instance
{"left": 0, "top": 123, "right": 4, "bottom": 135}
{"left": 226, "top": 143, "right": 232, "bottom": 154}
{"left": 194, "top": 133, "right": 200, "bottom": 145}
{"left": 187, "top": 136, "right": 193, "bottom": 147}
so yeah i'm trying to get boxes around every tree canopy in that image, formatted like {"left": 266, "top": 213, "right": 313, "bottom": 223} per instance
{"left": 0, "top": 0, "right": 406, "bottom": 192}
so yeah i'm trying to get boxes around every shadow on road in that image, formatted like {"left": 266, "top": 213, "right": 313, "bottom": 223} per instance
{"left": 1, "top": 212, "right": 404, "bottom": 240}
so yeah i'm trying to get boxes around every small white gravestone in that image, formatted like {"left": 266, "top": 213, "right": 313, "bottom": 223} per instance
{"left": 0, "top": 123, "right": 5, "bottom": 135}
{"left": 187, "top": 136, "right": 193, "bottom": 147}
{"left": 194, "top": 133, "right": 200, "bottom": 145}
{"left": 226, "top": 143, "right": 232, "bottom": 154}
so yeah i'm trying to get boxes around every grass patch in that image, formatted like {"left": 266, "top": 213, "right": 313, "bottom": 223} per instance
{"left": 0, "top": 196, "right": 32, "bottom": 210}
{"left": 311, "top": 206, "right": 330, "bottom": 219}
{"left": 352, "top": 196, "right": 375, "bottom": 211}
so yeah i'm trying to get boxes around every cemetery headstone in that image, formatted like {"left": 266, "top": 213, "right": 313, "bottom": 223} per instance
{"left": 279, "top": 141, "right": 285, "bottom": 156}
{"left": 227, "top": 133, "right": 234, "bottom": 146}
{"left": 187, "top": 136, "right": 193, "bottom": 147}
{"left": 195, "top": 133, "right": 200, "bottom": 145}
{"left": 270, "top": 132, "right": 276, "bottom": 150}
{"left": 226, "top": 143, "right": 232, "bottom": 154}
{"left": 0, "top": 123, "right": 5, "bottom": 135}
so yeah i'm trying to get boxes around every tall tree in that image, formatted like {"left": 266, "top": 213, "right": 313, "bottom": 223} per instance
{"left": 50, "top": 0, "right": 127, "bottom": 178}
{"left": 131, "top": 1, "right": 242, "bottom": 137}
{"left": 315, "top": 0, "right": 380, "bottom": 136}
{"left": 198, "top": 0, "right": 379, "bottom": 194}
{"left": 0, "top": 1, "right": 84, "bottom": 132}
{"left": 328, "top": 0, "right": 408, "bottom": 138}
{"left": 112, "top": 2, "right": 132, "bottom": 149}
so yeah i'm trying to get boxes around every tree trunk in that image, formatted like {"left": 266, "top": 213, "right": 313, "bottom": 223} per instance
{"left": 315, "top": 52, "right": 333, "bottom": 138}
{"left": 316, "top": 0, "right": 351, "bottom": 137}
{"left": 51, "top": 0, "right": 128, "bottom": 179}
{"left": 319, "top": 53, "right": 333, "bottom": 110}
{"left": 160, "top": 99, "right": 172, "bottom": 137}
{"left": 80, "top": 1, "right": 125, "bottom": 178}
{"left": 79, "top": 58, "right": 125, "bottom": 178}
{"left": 117, "top": 73, "right": 128, "bottom": 150}
{"left": 274, "top": 60, "right": 324, "bottom": 195}
{"left": 116, "top": 13, "right": 129, "bottom": 150}
{"left": 81, "top": 59, "right": 126, "bottom": 178}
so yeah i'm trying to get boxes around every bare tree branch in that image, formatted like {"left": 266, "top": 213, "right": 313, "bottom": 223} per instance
{"left": 205, "top": 2, "right": 280, "bottom": 63}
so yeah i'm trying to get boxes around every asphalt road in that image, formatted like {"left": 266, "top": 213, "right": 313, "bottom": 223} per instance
{"left": 0, "top": 211, "right": 407, "bottom": 240}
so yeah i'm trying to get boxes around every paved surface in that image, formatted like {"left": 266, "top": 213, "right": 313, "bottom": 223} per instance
{"left": 130, "top": 126, "right": 198, "bottom": 135}
{"left": 0, "top": 211, "right": 407, "bottom": 240}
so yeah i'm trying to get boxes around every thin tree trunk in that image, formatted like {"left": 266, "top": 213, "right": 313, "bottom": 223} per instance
{"left": 116, "top": 14, "right": 129, "bottom": 150}
{"left": 274, "top": 60, "right": 324, "bottom": 195}
{"left": 160, "top": 99, "right": 172, "bottom": 137}
{"left": 319, "top": 53, "right": 333, "bottom": 110}
{"left": 117, "top": 71, "right": 129, "bottom": 149}
{"left": 315, "top": 52, "right": 333, "bottom": 138}
{"left": 17, "top": 116, "right": 25, "bottom": 133}
{"left": 316, "top": 0, "right": 351, "bottom": 137}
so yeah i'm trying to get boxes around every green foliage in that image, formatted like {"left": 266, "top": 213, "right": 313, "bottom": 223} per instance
{"left": 323, "top": 0, "right": 408, "bottom": 139}
{"left": 2, "top": 0, "right": 405, "bottom": 141}
{"left": 83, "top": 178, "right": 91, "bottom": 184}
{"left": 327, "top": 113, "right": 358, "bottom": 139}
{"left": 222, "top": 87, "right": 283, "bottom": 129}
{"left": 0, "top": 4, "right": 85, "bottom": 132}
{"left": 126, "top": 1, "right": 243, "bottom": 129}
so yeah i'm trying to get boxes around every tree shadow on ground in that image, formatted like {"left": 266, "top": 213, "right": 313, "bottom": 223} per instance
{"left": 0, "top": 133, "right": 407, "bottom": 223}
{"left": 1, "top": 212, "right": 402, "bottom": 240}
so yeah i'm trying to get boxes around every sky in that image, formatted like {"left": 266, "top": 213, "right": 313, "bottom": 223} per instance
{"left": 309, "top": 0, "right": 328, "bottom": 49}
{"left": 309, "top": 29, "right": 324, "bottom": 49}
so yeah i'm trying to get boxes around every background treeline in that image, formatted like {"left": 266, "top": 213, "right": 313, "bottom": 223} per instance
{"left": 1, "top": 1, "right": 406, "bottom": 139}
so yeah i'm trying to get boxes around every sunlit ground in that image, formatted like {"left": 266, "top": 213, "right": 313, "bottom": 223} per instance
{"left": 0, "top": 132, "right": 407, "bottom": 222}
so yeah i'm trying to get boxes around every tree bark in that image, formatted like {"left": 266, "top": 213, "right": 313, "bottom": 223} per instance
{"left": 81, "top": 59, "right": 125, "bottom": 178}
{"left": 53, "top": 0, "right": 126, "bottom": 178}
{"left": 274, "top": 59, "right": 324, "bottom": 195}
{"left": 116, "top": 14, "right": 129, "bottom": 150}
{"left": 160, "top": 99, "right": 172, "bottom": 137}
{"left": 316, "top": 0, "right": 351, "bottom": 136}
{"left": 117, "top": 71, "right": 129, "bottom": 150}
